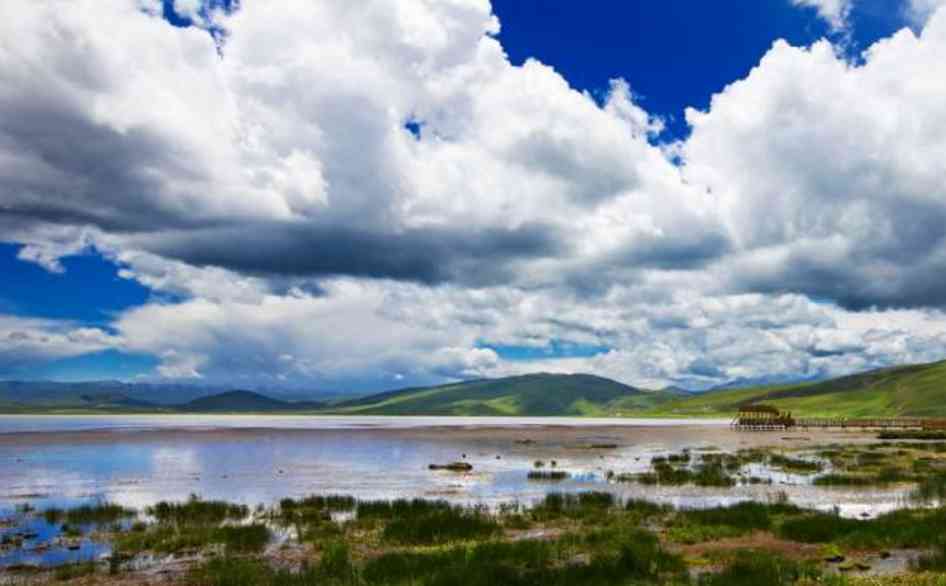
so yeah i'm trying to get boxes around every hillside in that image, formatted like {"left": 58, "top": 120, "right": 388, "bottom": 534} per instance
{"left": 181, "top": 391, "right": 324, "bottom": 413}
{"left": 645, "top": 359, "right": 946, "bottom": 418}
{"left": 329, "top": 373, "right": 674, "bottom": 416}
{"left": 0, "top": 380, "right": 222, "bottom": 407}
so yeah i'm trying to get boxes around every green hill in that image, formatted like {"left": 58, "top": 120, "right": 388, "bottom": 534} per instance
{"left": 329, "top": 373, "right": 674, "bottom": 416}
{"left": 181, "top": 391, "right": 324, "bottom": 413}
{"left": 644, "top": 359, "right": 946, "bottom": 418}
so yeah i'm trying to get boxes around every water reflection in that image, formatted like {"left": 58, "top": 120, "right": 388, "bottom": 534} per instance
{"left": 0, "top": 421, "right": 914, "bottom": 524}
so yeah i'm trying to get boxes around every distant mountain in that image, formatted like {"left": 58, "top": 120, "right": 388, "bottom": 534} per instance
{"left": 330, "top": 373, "right": 677, "bottom": 416}
{"left": 644, "top": 359, "right": 946, "bottom": 418}
{"left": 707, "top": 373, "right": 822, "bottom": 392}
{"left": 0, "top": 380, "right": 342, "bottom": 409}
{"left": 0, "top": 380, "right": 223, "bottom": 407}
{"left": 658, "top": 385, "right": 694, "bottom": 396}
{"left": 180, "top": 390, "right": 325, "bottom": 413}
{"left": 78, "top": 393, "right": 157, "bottom": 409}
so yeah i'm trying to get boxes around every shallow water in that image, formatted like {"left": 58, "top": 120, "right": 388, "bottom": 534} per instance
{"left": 0, "top": 414, "right": 730, "bottom": 434}
{"left": 0, "top": 416, "right": 919, "bottom": 568}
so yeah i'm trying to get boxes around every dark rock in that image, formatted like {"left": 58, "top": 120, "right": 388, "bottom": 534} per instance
{"left": 428, "top": 462, "right": 473, "bottom": 472}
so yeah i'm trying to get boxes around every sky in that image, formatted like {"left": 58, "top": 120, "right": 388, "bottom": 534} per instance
{"left": 2, "top": 0, "right": 946, "bottom": 392}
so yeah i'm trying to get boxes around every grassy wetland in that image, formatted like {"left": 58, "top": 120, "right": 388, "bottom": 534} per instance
{"left": 3, "top": 421, "right": 946, "bottom": 585}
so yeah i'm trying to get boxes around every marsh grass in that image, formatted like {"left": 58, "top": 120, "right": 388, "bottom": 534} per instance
{"left": 667, "top": 501, "right": 797, "bottom": 544}
{"left": 530, "top": 491, "right": 616, "bottom": 521}
{"left": 692, "top": 461, "right": 737, "bottom": 487}
{"left": 635, "top": 457, "right": 737, "bottom": 487}
{"left": 913, "top": 540, "right": 946, "bottom": 572}
{"left": 115, "top": 522, "right": 271, "bottom": 554}
{"left": 697, "top": 551, "right": 820, "bottom": 586}
{"left": 381, "top": 507, "right": 500, "bottom": 545}
{"left": 53, "top": 561, "right": 97, "bottom": 581}
{"left": 43, "top": 502, "right": 136, "bottom": 526}
{"left": 196, "top": 532, "right": 679, "bottom": 586}
{"left": 768, "top": 454, "right": 824, "bottom": 474}
{"left": 361, "top": 529, "right": 685, "bottom": 586}
{"left": 280, "top": 495, "right": 355, "bottom": 513}
{"left": 913, "top": 471, "right": 946, "bottom": 502}
{"left": 356, "top": 498, "right": 455, "bottom": 520}
{"left": 813, "top": 466, "right": 914, "bottom": 487}
{"left": 526, "top": 470, "right": 569, "bottom": 481}
{"left": 778, "top": 508, "right": 946, "bottom": 549}
{"left": 112, "top": 496, "right": 268, "bottom": 555}
{"left": 148, "top": 496, "right": 249, "bottom": 525}
{"left": 878, "top": 431, "right": 946, "bottom": 441}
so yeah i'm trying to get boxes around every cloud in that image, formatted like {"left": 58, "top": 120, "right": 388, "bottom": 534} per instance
{"left": 907, "top": 0, "right": 946, "bottom": 25}
{"left": 0, "top": 0, "right": 722, "bottom": 289}
{"left": 104, "top": 260, "right": 946, "bottom": 390}
{"left": 0, "top": 316, "right": 117, "bottom": 374}
{"left": 683, "top": 11, "right": 946, "bottom": 309}
{"left": 3, "top": 0, "right": 946, "bottom": 390}
{"left": 790, "top": 0, "right": 852, "bottom": 30}
{"left": 113, "top": 279, "right": 489, "bottom": 390}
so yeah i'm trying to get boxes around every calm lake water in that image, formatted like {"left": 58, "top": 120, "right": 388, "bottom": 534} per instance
{"left": 0, "top": 415, "right": 919, "bottom": 567}
{"left": 0, "top": 414, "right": 730, "bottom": 434}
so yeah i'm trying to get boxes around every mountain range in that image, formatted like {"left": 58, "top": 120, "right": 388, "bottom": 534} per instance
{"left": 2, "top": 359, "right": 946, "bottom": 417}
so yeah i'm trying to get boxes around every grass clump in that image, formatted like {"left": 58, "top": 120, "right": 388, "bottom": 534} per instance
{"left": 53, "top": 561, "right": 97, "bottom": 581}
{"left": 698, "top": 551, "right": 819, "bottom": 586}
{"left": 812, "top": 474, "right": 876, "bottom": 487}
{"left": 193, "top": 528, "right": 686, "bottom": 586}
{"left": 692, "top": 461, "right": 737, "bottom": 487}
{"left": 113, "top": 496, "right": 268, "bottom": 555}
{"left": 878, "top": 431, "right": 946, "bottom": 441}
{"left": 913, "top": 472, "right": 946, "bottom": 502}
{"left": 215, "top": 524, "right": 271, "bottom": 553}
{"left": 778, "top": 508, "right": 946, "bottom": 549}
{"left": 115, "top": 523, "right": 271, "bottom": 555}
{"left": 192, "top": 557, "right": 324, "bottom": 586}
{"left": 667, "top": 501, "right": 794, "bottom": 544}
{"left": 280, "top": 494, "right": 355, "bottom": 513}
{"left": 768, "top": 454, "right": 824, "bottom": 474}
{"left": 624, "top": 498, "right": 671, "bottom": 518}
{"left": 363, "top": 529, "right": 685, "bottom": 586}
{"left": 913, "top": 540, "right": 946, "bottom": 572}
{"left": 531, "top": 492, "right": 616, "bottom": 521}
{"left": 43, "top": 502, "right": 136, "bottom": 526}
{"left": 381, "top": 507, "right": 500, "bottom": 545}
{"left": 527, "top": 470, "right": 569, "bottom": 481}
{"left": 148, "top": 495, "right": 249, "bottom": 525}
{"left": 813, "top": 467, "right": 913, "bottom": 487}
{"left": 357, "top": 498, "right": 455, "bottom": 520}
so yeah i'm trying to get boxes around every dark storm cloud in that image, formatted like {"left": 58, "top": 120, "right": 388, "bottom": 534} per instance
{"left": 132, "top": 221, "right": 567, "bottom": 285}
{"left": 734, "top": 199, "right": 946, "bottom": 311}
{"left": 0, "top": 92, "right": 215, "bottom": 233}
{"left": 618, "top": 230, "right": 731, "bottom": 270}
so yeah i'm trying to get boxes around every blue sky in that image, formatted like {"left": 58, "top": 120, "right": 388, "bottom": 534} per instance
{"left": 1, "top": 0, "right": 945, "bottom": 391}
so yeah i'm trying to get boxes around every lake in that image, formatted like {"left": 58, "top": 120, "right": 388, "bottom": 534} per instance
{"left": 0, "top": 415, "right": 925, "bottom": 569}
{"left": 0, "top": 415, "right": 907, "bottom": 520}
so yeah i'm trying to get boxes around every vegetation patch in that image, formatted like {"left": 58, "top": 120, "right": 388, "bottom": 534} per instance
{"left": 768, "top": 454, "right": 824, "bottom": 474}
{"left": 878, "top": 431, "right": 946, "bottom": 441}
{"left": 147, "top": 495, "right": 249, "bottom": 525}
{"left": 527, "top": 470, "right": 569, "bottom": 481}
{"left": 698, "top": 551, "right": 820, "bottom": 586}
{"left": 381, "top": 507, "right": 500, "bottom": 545}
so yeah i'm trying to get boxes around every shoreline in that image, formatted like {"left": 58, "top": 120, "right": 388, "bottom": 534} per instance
{"left": 0, "top": 417, "right": 876, "bottom": 449}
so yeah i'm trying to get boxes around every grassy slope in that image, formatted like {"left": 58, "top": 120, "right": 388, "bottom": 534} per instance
{"left": 328, "top": 373, "right": 670, "bottom": 416}
{"left": 645, "top": 359, "right": 946, "bottom": 418}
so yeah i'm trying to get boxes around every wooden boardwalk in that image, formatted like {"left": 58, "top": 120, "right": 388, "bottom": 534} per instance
{"left": 730, "top": 405, "right": 946, "bottom": 431}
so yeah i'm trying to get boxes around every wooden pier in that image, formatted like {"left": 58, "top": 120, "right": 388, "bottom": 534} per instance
{"left": 731, "top": 405, "right": 946, "bottom": 431}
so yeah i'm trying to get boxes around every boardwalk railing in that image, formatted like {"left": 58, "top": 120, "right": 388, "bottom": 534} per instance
{"left": 732, "top": 415, "right": 946, "bottom": 431}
